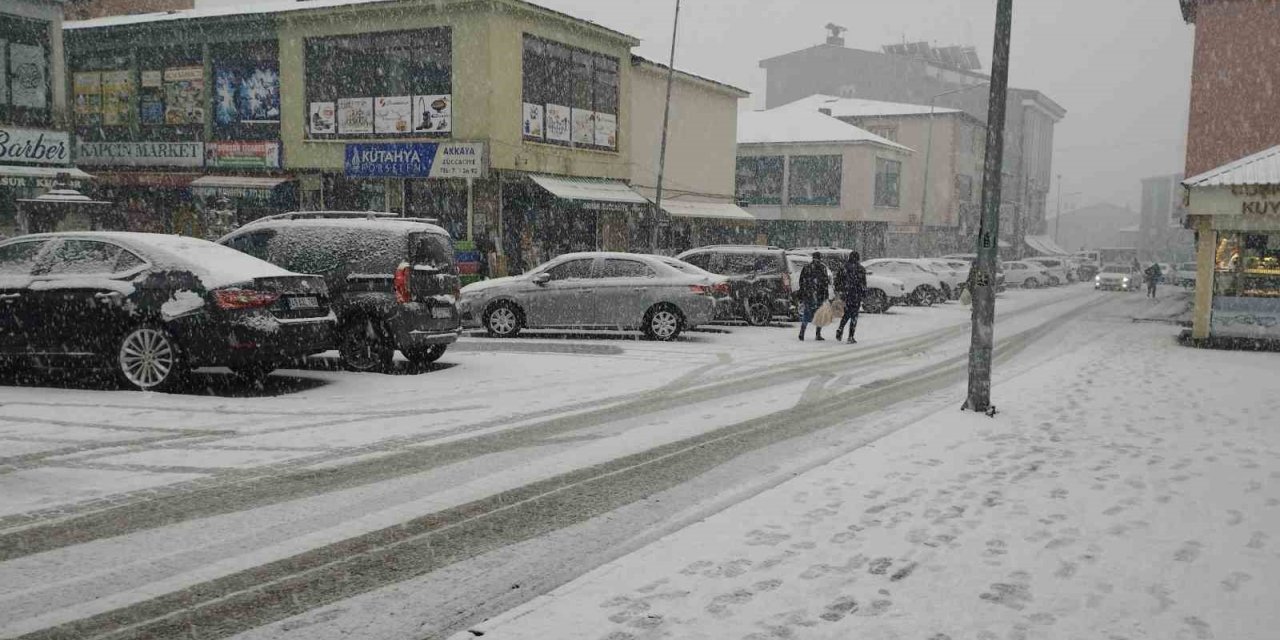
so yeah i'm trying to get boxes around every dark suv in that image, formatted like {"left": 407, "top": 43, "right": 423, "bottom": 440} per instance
{"left": 675, "top": 245, "right": 792, "bottom": 325}
{"left": 220, "top": 212, "right": 461, "bottom": 371}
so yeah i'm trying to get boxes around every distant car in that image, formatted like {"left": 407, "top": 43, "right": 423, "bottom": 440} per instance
{"left": 1175, "top": 262, "right": 1197, "bottom": 287}
{"left": 1002, "top": 261, "right": 1053, "bottom": 288}
{"left": 221, "top": 212, "right": 462, "bottom": 371}
{"left": 940, "top": 254, "right": 1006, "bottom": 292}
{"left": 862, "top": 259, "right": 946, "bottom": 306}
{"left": 676, "top": 245, "right": 792, "bottom": 325}
{"left": 1095, "top": 264, "right": 1139, "bottom": 292}
{"left": 910, "top": 258, "right": 966, "bottom": 300}
{"left": 458, "top": 252, "right": 722, "bottom": 341}
{"left": 786, "top": 251, "right": 904, "bottom": 314}
{"left": 1023, "top": 256, "right": 1070, "bottom": 286}
{"left": 1072, "top": 251, "right": 1101, "bottom": 280}
{"left": 0, "top": 232, "right": 336, "bottom": 391}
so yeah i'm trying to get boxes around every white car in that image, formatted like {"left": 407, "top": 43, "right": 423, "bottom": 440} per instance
{"left": 1002, "top": 261, "right": 1053, "bottom": 288}
{"left": 908, "top": 258, "right": 966, "bottom": 300}
{"left": 786, "top": 252, "right": 906, "bottom": 313}
{"left": 862, "top": 259, "right": 947, "bottom": 306}
{"left": 1023, "top": 256, "right": 1070, "bottom": 286}
{"left": 1094, "top": 264, "right": 1139, "bottom": 292}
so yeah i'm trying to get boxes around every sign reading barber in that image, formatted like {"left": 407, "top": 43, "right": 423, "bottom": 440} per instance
{"left": 344, "top": 142, "right": 485, "bottom": 179}
{"left": 0, "top": 127, "right": 70, "bottom": 165}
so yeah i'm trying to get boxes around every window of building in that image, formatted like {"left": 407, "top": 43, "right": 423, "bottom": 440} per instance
{"left": 1215, "top": 232, "right": 1280, "bottom": 298}
{"left": 521, "top": 35, "right": 619, "bottom": 151}
{"left": 875, "top": 158, "right": 902, "bottom": 208}
{"left": 787, "top": 155, "right": 841, "bottom": 206}
{"left": 736, "top": 156, "right": 784, "bottom": 205}
{"left": 305, "top": 28, "right": 452, "bottom": 138}
{"left": 1, "top": 14, "right": 51, "bottom": 127}
{"left": 211, "top": 41, "right": 280, "bottom": 141}
{"left": 867, "top": 125, "right": 898, "bottom": 142}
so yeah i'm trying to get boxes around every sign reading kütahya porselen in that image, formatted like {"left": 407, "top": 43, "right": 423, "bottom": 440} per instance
{"left": 344, "top": 142, "right": 484, "bottom": 179}
{"left": 0, "top": 127, "right": 70, "bottom": 165}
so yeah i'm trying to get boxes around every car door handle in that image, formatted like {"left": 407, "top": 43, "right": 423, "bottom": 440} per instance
{"left": 95, "top": 291, "right": 123, "bottom": 300}
{"left": 0, "top": 293, "right": 19, "bottom": 301}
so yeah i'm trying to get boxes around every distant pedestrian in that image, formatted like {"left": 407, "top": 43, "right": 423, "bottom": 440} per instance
{"left": 1145, "top": 262, "right": 1162, "bottom": 299}
{"left": 798, "top": 252, "right": 831, "bottom": 341}
{"left": 835, "top": 252, "right": 867, "bottom": 344}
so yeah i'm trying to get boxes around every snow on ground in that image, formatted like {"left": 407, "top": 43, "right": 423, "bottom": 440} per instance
{"left": 459, "top": 322, "right": 1280, "bottom": 640}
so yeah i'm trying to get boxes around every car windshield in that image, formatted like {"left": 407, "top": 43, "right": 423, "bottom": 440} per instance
{"left": 661, "top": 258, "right": 710, "bottom": 276}
{"left": 1102, "top": 266, "right": 1129, "bottom": 273}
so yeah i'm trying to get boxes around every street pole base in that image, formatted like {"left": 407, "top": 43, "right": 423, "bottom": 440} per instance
{"left": 961, "top": 401, "right": 999, "bottom": 418}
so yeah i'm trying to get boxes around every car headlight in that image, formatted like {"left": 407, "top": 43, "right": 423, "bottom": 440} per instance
{"left": 1123, "top": 277, "right": 1130, "bottom": 283}
{"left": 1095, "top": 275, "right": 1101, "bottom": 282}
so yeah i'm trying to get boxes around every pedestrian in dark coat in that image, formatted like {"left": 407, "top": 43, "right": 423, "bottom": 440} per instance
{"left": 835, "top": 252, "right": 867, "bottom": 343}
{"left": 798, "top": 252, "right": 830, "bottom": 341}
{"left": 1145, "top": 262, "right": 1162, "bottom": 299}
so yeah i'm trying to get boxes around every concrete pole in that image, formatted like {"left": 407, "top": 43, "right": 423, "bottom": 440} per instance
{"left": 652, "top": 0, "right": 682, "bottom": 254}
{"left": 963, "top": 0, "right": 1014, "bottom": 414}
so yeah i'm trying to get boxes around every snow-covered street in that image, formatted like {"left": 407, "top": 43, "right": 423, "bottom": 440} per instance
{"left": 1, "top": 286, "right": 1273, "bottom": 640}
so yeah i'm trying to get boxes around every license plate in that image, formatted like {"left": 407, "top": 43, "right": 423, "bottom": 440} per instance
{"left": 431, "top": 306, "right": 453, "bottom": 319}
{"left": 288, "top": 296, "right": 320, "bottom": 310}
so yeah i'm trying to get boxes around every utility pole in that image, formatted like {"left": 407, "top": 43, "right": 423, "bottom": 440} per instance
{"left": 652, "top": 0, "right": 681, "bottom": 254}
{"left": 963, "top": 0, "right": 1014, "bottom": 414}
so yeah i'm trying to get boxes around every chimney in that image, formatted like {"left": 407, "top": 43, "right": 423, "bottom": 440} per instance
{"left": 825, "top": 23, "right": 846, "bottom": 46}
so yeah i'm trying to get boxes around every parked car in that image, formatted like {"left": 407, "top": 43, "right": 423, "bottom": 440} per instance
{"left": 458, "top": 252, "right": 722, "bottom": 341}
{"left": 1023, "top": 256, "right": 1070, "bottom": 286}
{"left": 220, "top": 212, "right": 461, "bottom": 371}
{"left": 1072, "top": 251, "right": 1101, "bottom": 280}
{"left": 862, "top": 259, "right": 946, "bottom": 306}
{"left": 0, "top": 232, "right": 336, "bottom": 391}
{"left": 911, "top": 258, "right": 966, "bottom": 300}
{"left": 1002, "top": 261, "right": 1053, "bottom": 288}
{"left": 786, "top": 250, "right": 904, "bottom": 314}
{"left": 1095, "top": 264, "right": 1139, "bottom": 292}
{"left": 676, "top": 245, "right": 792, "bottom": 325}
{"left": 940, "top": 253, "right": 1007, "bottom": 292}
{"left": 1175, "top": 262, "right": 1197, "bottom": 287}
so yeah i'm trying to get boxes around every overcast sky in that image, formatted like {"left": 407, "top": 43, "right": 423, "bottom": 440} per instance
{"left": 208, "top": 0, "right": 1195, "bottom": 210}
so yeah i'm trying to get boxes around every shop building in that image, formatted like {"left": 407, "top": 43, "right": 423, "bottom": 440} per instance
{"left": 736, "top": 108, "right": 914, "bottom": 258}
{"left": 1178, "top": 0, "right": 1280, "bottom": 343}
{"left": 1, "top": 0, "right": 89, "bottom": 236}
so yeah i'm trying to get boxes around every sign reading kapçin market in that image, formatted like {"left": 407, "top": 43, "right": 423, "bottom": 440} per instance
{"left": 344, "top": 142, "right": 485, "bottom": 179}
{"left": 0, "top": 127, "right": 70, "bottom": 165}
{"left": 76, "top": 140, "right": 204, "bottom": 168}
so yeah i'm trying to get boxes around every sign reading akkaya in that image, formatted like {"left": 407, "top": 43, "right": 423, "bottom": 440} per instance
{"left": 344, "top": 142, "right": 484, "bottom": 179}
{"left": 77, "top": 140, "right": 204, "bottom": 167}
{"left": 0, "top": 127, "right": 70, "bottom": 165}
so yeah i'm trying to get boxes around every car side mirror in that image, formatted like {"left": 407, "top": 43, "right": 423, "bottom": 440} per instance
{"left": 533, "top": 272, "right": 552, "bottom": 285}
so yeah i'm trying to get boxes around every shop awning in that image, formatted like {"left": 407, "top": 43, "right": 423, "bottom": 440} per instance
{"left": 94, "top": 172, "right": 202, "bottom": 188}
{"left": 1025, "top": 234, "right": 1069, "bottom": 256}
{"left": 656, "top": 199, "right": 755, "bottom": 221}
{"left": 0, "top": 165, "right": 94, "bottom": 189}
{"left": 528, "top": 174, "right": 649, "bottom": 205}
{"left": 190, "top": 176, "right": 293, "bottom": 190}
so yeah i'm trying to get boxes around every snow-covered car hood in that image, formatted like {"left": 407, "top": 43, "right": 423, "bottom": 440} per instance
{"left": 461, "top": 275, "right": 524, "bottom": 296}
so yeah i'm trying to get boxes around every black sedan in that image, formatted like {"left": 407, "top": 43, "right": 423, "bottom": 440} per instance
{"left": 0, "top": 232, "right": 336, "bottom": 391}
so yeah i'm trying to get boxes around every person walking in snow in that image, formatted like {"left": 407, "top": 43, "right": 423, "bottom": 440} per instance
{"left": 834, "top": 252, "right": 867, "bottom": 344}
{"left": 1145, "top": 262, "right": 1162, "bottom": 299}
{"left": 798, "top": 252, "right": 830, "bottom": 341}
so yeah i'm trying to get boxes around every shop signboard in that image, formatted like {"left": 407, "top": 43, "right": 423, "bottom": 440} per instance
{"left": 205, "top": 141, "right": 281, "bottom": 169}
{"left": 411, "top": 94, "right": 452, "bottom": 134}
{"left": 545, "top": 104, "right": 571, "bottom": 142}
{"left": 594, "top": 112, "right": 617, "bottom": 149}
{"left": 1211, "top": 296, "right": 1280, "bottom": 340}
{"left": 76, "top": 140, "right": 204, "bottom": 167}
{"left": 0, "top": 173, "right": 88, "bottom": 190}
{"left": 309, "top": 102, "right": 336, "bottom": 134}
{"left": 375, "top": 96, "right": 412, "bottom": 134}
{"left": 522, "top": 103, "right": 544, "bottom": 139}
{"left": 571, "top": 108, "right": 595, "bottom": 146}
{"left": 0, "top": 126, "right": 70, "bottom": 165}
{"left": 338, "top": 98, "right": 374, "bottom": 134}
{"left": 344, "top": 142, "right": 485, "bottom": 179}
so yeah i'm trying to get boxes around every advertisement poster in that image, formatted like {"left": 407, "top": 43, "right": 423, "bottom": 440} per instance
{"left": 545, "top": 104, "right": 571, "bottom": 142}
{"left": 9, "top": 43, "right": 47, "bottom": 109}
{"left": 309, "top": 101, "right": 336, "bottom": 134}
{"left": 205, "top": 141, "right": 281, "bottom": 169}
{"left": 139, "top": 70, "right": 164, "bottom": 125}
{"left": 73, "top": 72, "right": 101, "bottom": 118}
{"left": 594, "top": 112, "right": 617, "bottom": 149}
{"left": 412, "top": 94, "right": 451, "bottom": 134}
{"left": 0, "top": 43, "right": 6, "bottom": 105}
{"left": 100, "top": 70, "right": 134, "bottom": 126}
{"left": 571, "top": 108, "right": 595, "bottom": 146}
{"left": 164, "top": 66, "right": 205, "bottom": 125}
{"left": 214, "top": 64, "right": 280, "bottom": 126}
{"left": 375, "top": 96, "right": 412, "bottom": 134}
{"left": 337, "top": 97, "right": 374, "bottom": 134}
{"left": 522, "top": 103, "right": 544, "bottom": 139}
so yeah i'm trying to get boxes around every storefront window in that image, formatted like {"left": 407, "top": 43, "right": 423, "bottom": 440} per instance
{"left": 875, "top": 157, "right": 901, "bottom": 208}
{"left": 521, "top": 35, "right": 619, "bottom": 151}
{"left": 1215, "top": 232, "right": 1280, "bottom": 298}
{"left": 1, "top": 14, "right": 51, "bottom": 127}
{"left": 736, "top": 156, "right": 783, "bottom": 205}
{"left": 305, "top": 28, "right": 452, "bottom": 139}
{"left": 71, "top": 51, "right": 132, "bottom": 141}
{"left": 407, "top": 179, "right": 467, "bottom": 240}
{"left": 211, "top": 42, "right": 280, "bottom": 141}
{"left": 788, "top": 155, "right": 841, "bottom": 206}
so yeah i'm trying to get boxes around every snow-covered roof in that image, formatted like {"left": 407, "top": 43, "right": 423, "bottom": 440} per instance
{"left": 1183, "top": 144, "right": 1280, "bottom": 188}
{"left": 738, "top": 109, "right": 913, "bottom": 151}
{"left": 239, "top": 217, "right": 450, "bottom": 236}
{"left": 776, "top": 94, "right": 963, "bottom": 119}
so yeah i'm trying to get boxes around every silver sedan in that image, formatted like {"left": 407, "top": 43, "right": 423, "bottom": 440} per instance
{"left": 459, "top": 252, "right": 724, "bottom": 341}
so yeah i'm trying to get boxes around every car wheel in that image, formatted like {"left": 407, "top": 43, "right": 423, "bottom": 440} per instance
{"left": 1049, "top": 276, "right": 1061, "bottom": 286}
{"left": 643, "top": 304, "right": 684, "bottom": 341}
{"left": 404, "top": 344, "right": 447, "bottom": 365}
{"left": 483, "top": 301, "right": 523, "bottom": 338}
{"left": 861, "top": 290, "right": 890, "bottom": 314}
{"left": 116, "top": 325, "right": 185, "bottom": 392}
{"left": 743, "top": 296, "right": 772, "bottom": 326}
{"left": 230, "top": 365, "right": 275, "bottom": 386}
{"left": 340, "top": 317, "right": 394, "bottom": 372}
{"left": 1025, "top": 278, "right": 1040, "bottom": 289}
{"left": 911, "top": 287, "right": 935, "bottom": 307}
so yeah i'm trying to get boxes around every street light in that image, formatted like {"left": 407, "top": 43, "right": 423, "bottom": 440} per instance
{"left": 920, "top": 82, "right": 988, "bottom": 255}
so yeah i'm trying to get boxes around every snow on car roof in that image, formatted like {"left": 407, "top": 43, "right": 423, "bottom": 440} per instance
{"left": 22, "top": 232, "right": 293, "bottom": 289}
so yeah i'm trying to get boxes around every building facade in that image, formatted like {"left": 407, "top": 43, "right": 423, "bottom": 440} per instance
{"left": 759, "top": 33, "right": 1065, "bottom": 256}
{"left": 1139, "top": 173, "right": 1193, "bottom": 262}
{"left": 1179, "top": 0, "right": 1280, "bottom": 343}
{"left": 1, "top": 0, "right": 83, "bottom": 235}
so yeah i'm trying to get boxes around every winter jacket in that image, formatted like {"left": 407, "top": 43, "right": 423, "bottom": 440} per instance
{"left": 837, "top": 262, "right": 868, "bottom": 304}
{"left": 798, "top": 261, "right": 830, "bottom": 307}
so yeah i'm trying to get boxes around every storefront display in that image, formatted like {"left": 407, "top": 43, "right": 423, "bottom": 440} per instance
{"left": 521, "top": 35, "right": 619, "bottom": 151}
{"left": 163, "top": 66, "right": 205, "bottom": 125}
{"left": 100, "top": 70, "right": 133, "bottom": 126}
{"left": 214, "top": 63, "right": 280, "bottom": 126}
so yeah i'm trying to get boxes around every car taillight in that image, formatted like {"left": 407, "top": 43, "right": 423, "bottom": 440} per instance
{"left": 713, "top": 282, "right": 730, "bottom": 295}
{"left": 214, "top": 289, "right": 280, "bottom": 310}
{"left": 689, "top": 285, "right": 711, "bottom": 296}
{"left": 781, "top": 273, "right": 793, "bottom": 293}
{"left": 394, "top": 262, "right": 411, "bottom": 304}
